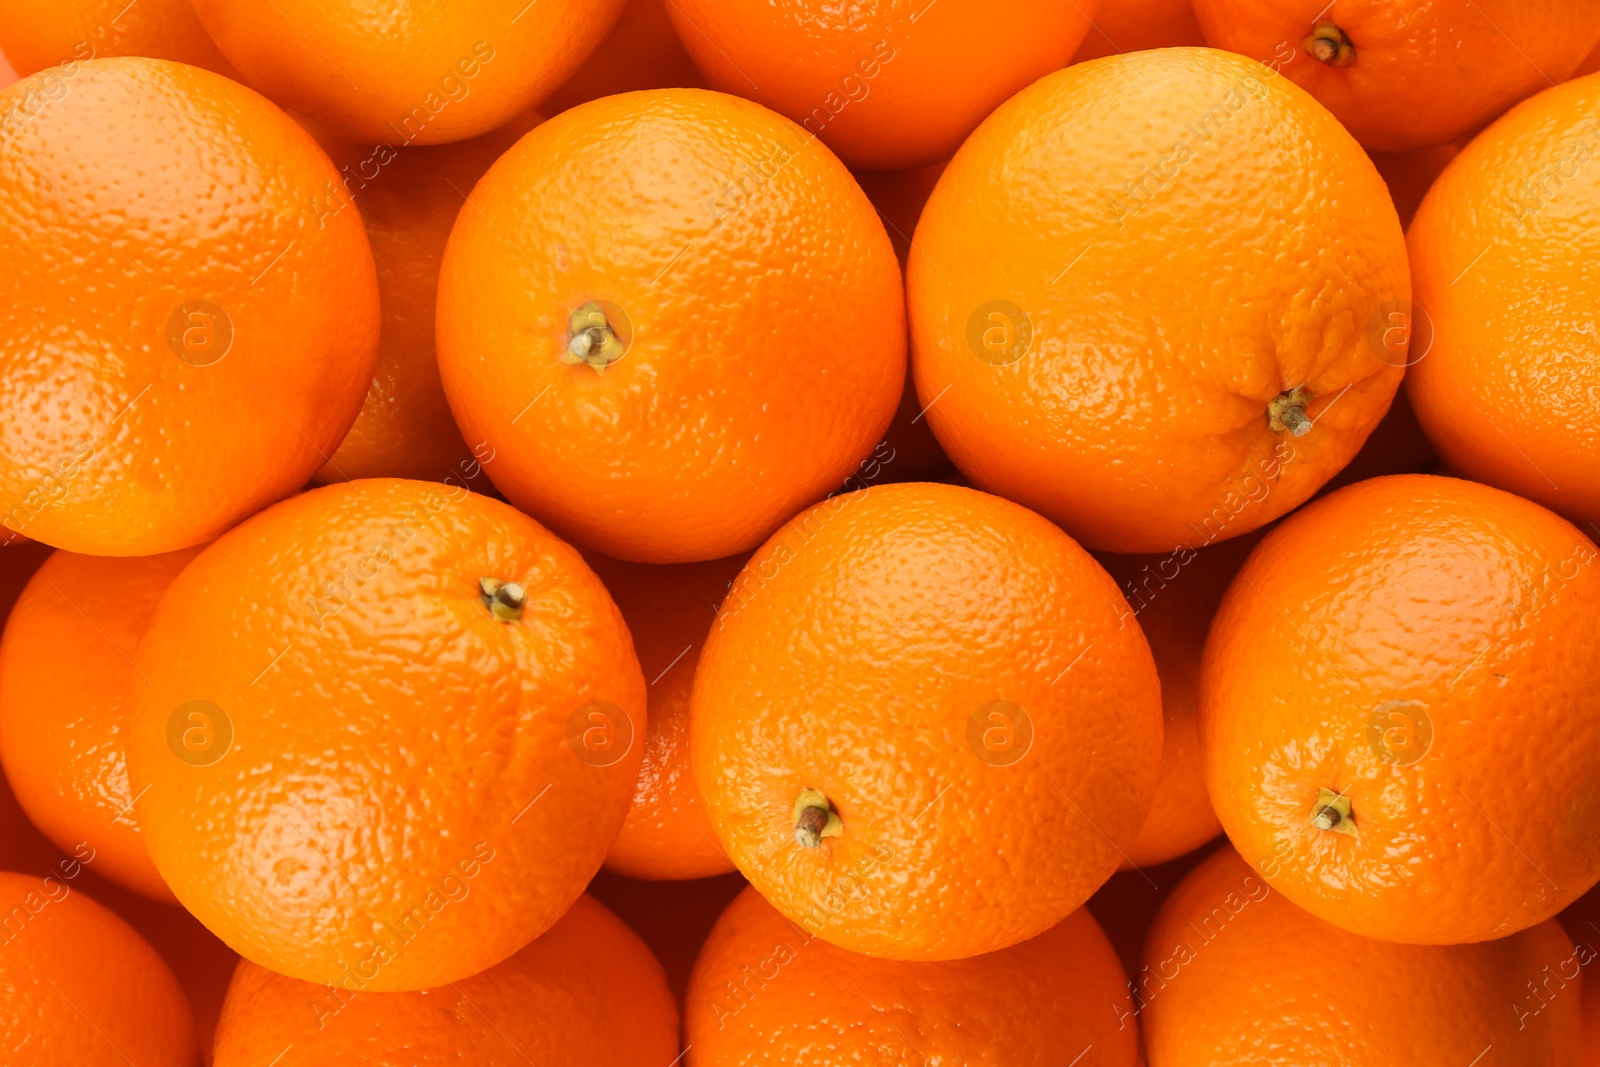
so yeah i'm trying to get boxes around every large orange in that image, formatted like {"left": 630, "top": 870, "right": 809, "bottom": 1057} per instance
{"left": 1407, "top": 74, "right": 1600, "bottom": 526}
{"left": 0, "top": 58, "right": 379, "bottom": 556}
{"left": 437, "top": 89, "right": 905, "bottom": 564}
{"left": 691, "top": 482, "right": 1163, "bottom": 961}
{"left": 591, "top": 553, "right": 741, "bottom": 881}
{"left": 686, "top": 885, "right": 1138, "bottom": 1065}
{"left": 1073, "top": 0, "right": 1205, "bottom": 63}
{"left": 909, "top": 48, "right": 1408, "bottom": 554}
{"left": 666, "top": 0, "right": 1096, "bottom": 170}
{"left": 1202, "top": 474, "right": 1600, "bottom": 944}
{"left": 212, "top": 894, "right": 677, "bottom": 1065}
{"left": 0, "top": 0, "right": 234, "bottom": 79}
{"left": 0, "top": 870, "right": 195, "bottom": 1065}
{"left": 190, "top": 0, "right": 625, "bottom": 145}
{"left": 309, "top": 111, "right": 540, "bottom": 486}
{"left": 123, "top": 478, "right": 647, "bottom": 991}
{"left": 1194, "top": 0, "right": 1600, "bottom": 151}
{"left": 0, "top": 547, "right": 202, "bottom": 902}
{"left": 1142, "top": 846, "right": 1582, "bottom": 1064}
{"left": 538, "top": 0, "right": 704, "bottom": 116}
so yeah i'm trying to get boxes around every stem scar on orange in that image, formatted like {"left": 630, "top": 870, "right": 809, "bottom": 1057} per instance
{"left": 124, "top": 478, "right": 648, "bottom": 991}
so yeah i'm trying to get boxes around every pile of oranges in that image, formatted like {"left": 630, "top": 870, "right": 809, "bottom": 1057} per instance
{"left": 2, "top": 0, "right": 1600, "bottom": 1063}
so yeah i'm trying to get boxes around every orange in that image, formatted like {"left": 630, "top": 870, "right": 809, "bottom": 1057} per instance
{"left": 691, "top": 482, "right": 1163, "bottom": 961}
{"left": 589, "top": 868, "right": 747, "bottom": 1003}
{"left": 1579, "top": 38, "right": 1600, "bottom": 79}
{"left": 1073, "top": 0, "right": 1206, "bottom": 63}
{"left": 1095, "top": 538, "right": 1259, "bottom": 869}
{"left": 213, "top": 894, "right": 677, "bottom": 1065}
{"left": 686, "top": 884, "right": 1139, "bottom": 1065}
{"left": 1141, "top": 846, "right": 1582, "bottom": 1064}
{"left": 538, "top": 0, "right": 705, "bottom": 116}
{"left": 1193, "top": 0, "right": 1600, "bottom": 151}
{"left": 123, "top": 477, "right": 647, "bottom": 991}
{"left": 1201, "top": 474, "right": 1600, "bottom": 944}
{"left": 437, "top": 89, "right": 905, "bottom": 564}
{"left": 308, "top": 111, "right": 541, "bottom": 486}
{"left": 667, "top": 0, "right": 1096, "bottom": 170}
{"left": 0, "top": 0, "right": 235, "bottom": 79}
{"left": 1369, "top": 141, "right": 1460, "bottom": 229}
{"left": 0, "top": 870, "right": 195, "bottom": 1065}
{"left": 1316, "top": 385, "right": 1437, "bottom": 497}
{"left": 1407, "top": 74, "right": 1600, "bottom": 527}
{"left": 590, "top": 554, "right": 741, "bottom": 881}
{"left": 190, "top": 0, "right": 626, "bottom": 145}
{"left": 0, "top": 547, "right": 202, "bottom": 901}
{"left": 909, "top": 48, "right": 1408, "bottom": 554}
{"left": 0, "top": 58, "right": 380, "bottom": 556}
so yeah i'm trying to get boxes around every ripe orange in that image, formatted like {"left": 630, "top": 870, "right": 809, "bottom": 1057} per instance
{"left": 190, "top": 0, "right": 626, "bottom": 145}
{"left": 1201, "top": 474, "right": 1600, "bottom": 944}
{"left": 1408, "top": 74, "right": 1600, "bottom": 526}
{"left": 0, "top": 0, "right": 235, "bottom": 79}
{"left": 0, "top": 547, "right": 202, "bottom": 902}
{"left": 0, "top": 870, "right": 195, "bottom": 1065}
{"left": 538, "top": 0, "right": 704, "bottom": 116}
{"left": 123, "top": 478, "right": 648, "bottom": 991}
{"left": 909, "top": 48, "right": 1408, "bottom": 554}
{"left": 437, "top": 89, "right": 905, "bottom": 564}
{"left": 590, "top": 553, "right": 742, "bottom": 880}
{"left": 1073, "top": 0, "right": 1206, "bottom": 63}
{"left": 1193, "top": 0, "right": 1600, "bottom": 151}
{"left": 309, "top": 111, "right": 540, "bottom": 486}
{"left": 1141, "top": 846, "right": 1582, "bottom": 1064}
{"left": 686, "top": 885, "right": 1138, "bottom": 1065}
{"left": 691, "top": 482, "right": 1163, "bottom": 961}
{"left": 0, "top": 58, "right": 380, "bottom": 556}
{"left": 213, "top": 894, "right": 677, "bottom": 1065}
{"left": 666, "top": 0, "right": 1095, "bottom": 170}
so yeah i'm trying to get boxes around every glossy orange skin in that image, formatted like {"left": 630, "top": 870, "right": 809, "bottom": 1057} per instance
{"left": 1202, "top": 475, "right": 1600, "bottom": 944}
{"left": 539, "top": 0, "right": 705, "bottom": 115}
{"left": 1194, "top": 0, "right": 1600, "bottom": 151}
{"left": 311, "top": 112, "right": 540, "bottom": 486}
{"left": 1073, "top": 0, "right": 1205, "bottom": 62}
{"left": 1408, "top": 74, "right": 1600, "bottom": 526}
{"left": 686, "top": 885, "right": 1138, "bottom": 1066}
{"left": 191, "top": 0, "right": 626, "bottom": 145}
{"left": 0, "top": 58, "right": 379, "bottom": 556}
{"left": 438, "top": 89, "right": 905, "bottom": 564}
{"left": 667, "top": 0, "right": 1096, "bottom": 170}
{"left": 692, "top": 482, "right": 1163, "bottom": 961}
{"left": 0, "top": 871, "right": 196, "bottom": 1066}
{"left": 1143, "top": 847, "right": 1582, "bottom": 1065}
{"left": 213, "top": 894, "right": 677, "bottom": 1065}
{"left": 591, "top": 553, "right": 742, "bottom": 880}
{"left": 0, "top": 0, "right": 235, "bottom": 78}
{"left": 124, "top": 478, "right": 647, "bottom": 991}
{"left": 0, "top": 548, "right": 202, "bottom": 902}
{"left": 909, "top": 49, "right": 1407, "bottom": 554}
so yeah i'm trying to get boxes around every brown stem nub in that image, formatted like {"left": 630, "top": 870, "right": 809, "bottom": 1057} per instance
{"left": 1305, "top": 22, "right": 1356, "bottom": 66}
{"left": 1268, "top": 386, "right": 1316, "bottom": 438}
{"left": 563, "top": 302, "right": 627, "bottom": 373}
{"left": 792, "top": 788, "right": 843, "bottom": 849}
{"left": 1311, "top": 787, "right": 1358, "bottom": 837}
{"left": 478, "top": 577, "right": 526, "bottom": 622}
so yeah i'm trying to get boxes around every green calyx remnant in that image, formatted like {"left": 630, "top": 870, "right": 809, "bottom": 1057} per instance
{"left": 1306, "top": 22, "right": 1355, "bottom": 66}
{"left": 1311, "top": 787, "right": 1357, "bottom": 837}
{"left": 1268, "top": 385, "right": 1315, "bottom": 437}
{"left": 793, "top": 788, "right": 843, "bottom": 849}
{"left": 563, "top": 302, "right": 627, "bottom": 372}
{"left": 478, "top": 577, "right": 526, "bottom": 622}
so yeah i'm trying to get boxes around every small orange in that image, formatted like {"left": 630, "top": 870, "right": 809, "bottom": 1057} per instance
{"left": 691, "top": 482, "right": 1163, "bottom": 961}
{"left": 309, "top": 111, "right": 540, "bottom": 486}
{"left": 538, "top": 0, "right": 705, "bottom": 116}
{"left": 213, "top": 894, "right": 677, "bottom": 1065}
{"left": 0, "top": 870, "right": 196, "bottom": 1065}
{"left": 0, "top": 0, "right": 235, "bottom": 79}
{"left": 1201, "top": 474, "right": 1600, "bottom": 944}
{"left": 124, "top": 478, "right": 647, "bottom": 991}
{"left": 589, "top": 552, "right": 742, "bottom": 881}
{"left": 437, "top": 89, "right": 905, "bottom": 564}
{"left": 1193, "top": 0, "right": 1600, "bottom": 151}
{"left": 909, "top": 48, "right": 1408, "bottom": 554}
{"left": 190, "top": 0, "right": 626, "bottom": 145}
{"left": 0, "top": 547, "right": 203, "bottom": 901}
{"left": 0, "top": 58, "right": 380, "bottom": 556}
{"left": 667, "top": 0, "right": 1096, "bottom": 170}
{"left": 1141, "top": 846, "right": 1582, "bottom": 1064}
{"left": 1407, "top": 73, "right": 1600, "bottom": 526}
{"left": 686, "top": 885, "right": 1138, "bottom": 1065}
{"left": 1073, "top": 0, "right": 1206, "bottom": 63}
